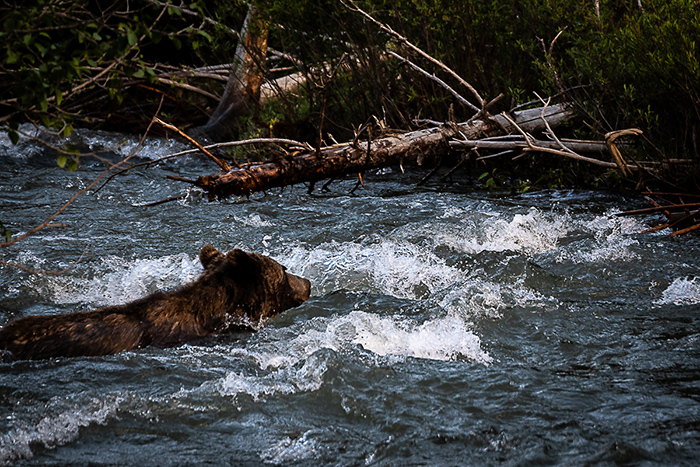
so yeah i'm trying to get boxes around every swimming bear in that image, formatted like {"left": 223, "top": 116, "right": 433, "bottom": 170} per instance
{"left": 0, "top": 245, "right": 311, "bottom": 361}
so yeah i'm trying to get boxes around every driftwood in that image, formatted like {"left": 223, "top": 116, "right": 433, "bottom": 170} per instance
{"left": 194, "top": 104, "right": 573, "bottom": 199}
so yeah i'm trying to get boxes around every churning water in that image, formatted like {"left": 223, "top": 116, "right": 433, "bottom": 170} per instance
{"left": 1, "top": 127, "right": 699, "bottom": 465}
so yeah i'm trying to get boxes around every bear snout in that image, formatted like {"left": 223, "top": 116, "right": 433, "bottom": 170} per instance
{"left": 287, "top": 272, "right": 311, "bottom": 306}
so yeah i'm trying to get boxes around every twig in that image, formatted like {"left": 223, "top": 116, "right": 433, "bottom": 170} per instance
{"left": 388, "top": 51, "right": 478, "bottom": 112}
{"left": 342, "top": 0, "right": 484, "bottom": 110}
{"left": 417, "top": 157, "right": 442, "bottom": 186}
{"left": 440, "top": 154, "right": 469, "bottom": 181}
{"left": 154, "top": 117, "right": 232, "bottom": 171}
{"left": 605, "top": 128, "right": 643, "bottom": 176}
{"left": 153, "top": 77, "right": 220, "bottom": 100}
{"left": 641, "top": 192, "right": 700, "bottom": 198}
{"left": 500, "top": 112, "right": 623, "bottom": 169}
{"left": 166, "top": 175, "right": 197, "bottom": 184}
{"left": 534, "top": 93, "right": 573, "bottom": 154}
{"left": 134, "top": 194, "right": 188, "bottom": 207}
{"left": 1, "top": 99, "right": 164, "bottom": 248}
{"left": 476, "top": 150, "right": 516, "bottom": 161}
{"left": 671, "top": 223, "right": 700, "bottom": 237}
{"left": 615, "top": 203, "right": 700, "bottom": 216}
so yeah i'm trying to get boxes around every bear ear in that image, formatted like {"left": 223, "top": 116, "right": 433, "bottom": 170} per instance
{"left": 225, "top": 248, "right": 250, "bottom": 264}
{"left": 200, "top": 245, "right": 224, "bottom": 269}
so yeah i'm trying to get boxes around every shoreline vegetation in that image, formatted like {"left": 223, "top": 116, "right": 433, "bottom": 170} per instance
{"left": 1, "top": 0, "right": 700, "bottom": 245}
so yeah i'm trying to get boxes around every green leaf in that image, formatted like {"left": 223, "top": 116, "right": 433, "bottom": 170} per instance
{"left": 67, "top": 158, "right": 78, "bottom": 171}
{"left": 127, "top": 29, "right": 138, "bottom": 46}
{"left": 57, "top": 155, "right": 67, "bottom": 168}
{"left": 62, "top": 124, "right": 73, "bottom": 138}
{"left": 8, "top": 130, "right": 19, "bottom": 145}
{"left": 132, "top": 69, "right": 144, "bottom": 78}
{"left": 6, "top": 48, "right": 19, "bottom": 64}
{"left": 55, "top": 89, "right": 63, "bottom": 106}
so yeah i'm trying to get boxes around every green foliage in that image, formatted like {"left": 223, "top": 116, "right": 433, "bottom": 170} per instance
{"left": 558, "top": 0, "right": 700, "bottom": 157}
{"left": 0, "top": 0, "right": 232, "bottom": 136}
{"left": 2, "top": 0, "right": 698, "bottom": 180}
{"left": 478, "top": 168, "right": 502, "bottom": 189}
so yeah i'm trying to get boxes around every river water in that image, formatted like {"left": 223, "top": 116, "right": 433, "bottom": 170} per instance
{"left": 1, "top": 127, "right": 699, "bottom": 466}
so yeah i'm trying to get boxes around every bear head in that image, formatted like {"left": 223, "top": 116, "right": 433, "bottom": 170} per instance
{"left": 198, "top": 245, "right": 311, "bottom": 326}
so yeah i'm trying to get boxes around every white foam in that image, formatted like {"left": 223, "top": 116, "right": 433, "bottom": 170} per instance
{"left": 279, "top": 240, "right": 464, "bottom": 299}
{"left": 71, "top": 128, "right": 190, "bottom": 160}
{"left": 261, "top": 431, "right": 321, "bottom": 464}
{"left": 553, "top": 213, "right": 645, "bottom": 263}
{"left": 234, "top": 213, "right": 274, "bottom": 227}
{"left": 247, "top": 310, "right": 492, "bottom": 368}
{"left": 173, "top": 307, "right": 491, "bottom": 408}
{"left": 0, "top": 395, "right": 122, "bottom": 464}
{"left": 206, "top": 353, "right": 328, "bottom": 401}
{"left": 436, "top": 277, "right": 555, "bottom": 319}
{"left": 349, "top": 311, "right": 491, "bottom": 364}
{"left": 655, "top": 277, "right": 700, "bottom": 306}
{"left": 430, "top": 207, "right": 571, "bottom": 255}
{"left": 43, "top": 253, "right": 202, "bottom": 307}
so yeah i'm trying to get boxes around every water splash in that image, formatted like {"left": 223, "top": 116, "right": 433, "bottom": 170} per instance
{"left": 70, "top": 128, "right": 190, "bottom": 160}
{"left": 555, "top": 212, "right": 645, "bottom": 263}
{"left": 247, "top": 310, "right": 491, "bottom": 368}
{"left": 208, "top": 353, "right": 328, "bottom": 401}
{"left": 426, "top": 207, "right": 572, "bottom": 255}
{"left": 170, "top": 307, "right": 491, "bottom": 409}
{"left": 279, "top": 240, "right": 464, "bottom": 299}
{"left": 43, "top": 253, "right": 202, "bottom": 307}
{"left": 0, "top": 395, "right": 122, "bottom": 465}
{"left": 260, "top": 431, "right": 322, "bottom": 464}
{"left": 436, "top": 277, "right": 555, "bottom": 319}
{"left": 348, "top": 311, "right": 492, "bottom": 364}
{"left": 655, "top": 277, "right": 700, "bottom": 305}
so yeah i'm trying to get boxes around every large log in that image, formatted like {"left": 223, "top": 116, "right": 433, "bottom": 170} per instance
{"left": 195, "top": 104, "right": 572, "bottom": 199}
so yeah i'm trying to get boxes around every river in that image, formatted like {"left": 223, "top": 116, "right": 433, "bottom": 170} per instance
{"left": 1, "top": 127, "right": 699, "bottom": 465}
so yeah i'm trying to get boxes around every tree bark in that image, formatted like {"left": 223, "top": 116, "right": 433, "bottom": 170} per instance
{"left": 195, "top": 104, "right": 573, "bottom": 199}
{"left": 200, "top": 5, "right": 268, "bottom": 141}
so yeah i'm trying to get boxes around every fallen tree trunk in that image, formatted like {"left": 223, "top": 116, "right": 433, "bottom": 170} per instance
{"left": 195, "top": 104, "right": 573, "bottom": 199}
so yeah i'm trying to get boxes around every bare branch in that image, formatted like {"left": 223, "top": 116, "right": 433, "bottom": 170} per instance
{"left": 341, "top": 0, "right": 484, "bottom": 110}
{"left": 387, "top": 51, "right": 478, "bottom": 112}
{"left": 154, "top": 118, "right": 232, "bottom": 171}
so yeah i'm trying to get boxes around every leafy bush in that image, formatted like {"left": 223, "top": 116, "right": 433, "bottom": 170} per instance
{"left": 0, "top": 0, "right": 238, "bottom": 137}
{"left": 3, "top": 0, "right": 698, "bottom": 169}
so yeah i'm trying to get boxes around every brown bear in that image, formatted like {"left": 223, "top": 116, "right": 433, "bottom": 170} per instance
{"left": 0, "top": 245, "right": 311, "bottom": 361}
